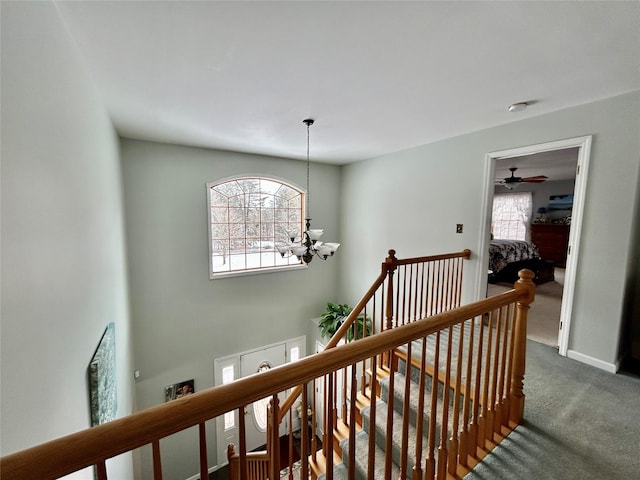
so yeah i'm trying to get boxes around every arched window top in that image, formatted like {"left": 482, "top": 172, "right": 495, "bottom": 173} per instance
{"left": 207, "top": 176, "right": 305, "bottom": 277}
{"left": 210, "top": 177, "right": 301, "bottom": 202}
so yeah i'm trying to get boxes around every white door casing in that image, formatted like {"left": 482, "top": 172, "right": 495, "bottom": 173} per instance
{"left": 214, "top": 336, "right": 306, "bottom": 468}
{"left": 480, "top": 136, "right": 592, "bottom": 357}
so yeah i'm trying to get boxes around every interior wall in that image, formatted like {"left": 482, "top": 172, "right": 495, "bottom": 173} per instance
{"left": 340, "top": 91, "right": 640, "bottom": 371}
{"left": 120, "top": 139, "right": 341, "bottom": 479}
{"left": 1, "top": 2, "right": 134, "bottom": 479}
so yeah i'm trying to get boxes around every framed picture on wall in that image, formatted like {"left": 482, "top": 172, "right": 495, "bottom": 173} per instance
{"left": 164, "top": 379, "right": 195, "bottom": 402}
{"left": 88, "top": 323, "right": 117, "bottom": 426}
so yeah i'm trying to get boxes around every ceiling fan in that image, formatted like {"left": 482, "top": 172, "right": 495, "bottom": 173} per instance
{"left": 496, "top": 167, "right": 548, "bottom": 190}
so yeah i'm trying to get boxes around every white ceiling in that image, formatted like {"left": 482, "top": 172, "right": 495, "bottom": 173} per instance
{"left": 53, "top": 1, "right": 640, "bottom": 165}
{"left": 494, "top": 148, "right": 579, "bottom": 183}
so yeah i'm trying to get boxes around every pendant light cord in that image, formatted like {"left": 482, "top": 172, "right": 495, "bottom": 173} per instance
{"left": 304, "top": 119, "right": 314, "bottom": 219}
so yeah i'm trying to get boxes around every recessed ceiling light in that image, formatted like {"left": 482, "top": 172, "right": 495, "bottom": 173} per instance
{"left": 508, "top": 102, "right": 528, "bottom": 113}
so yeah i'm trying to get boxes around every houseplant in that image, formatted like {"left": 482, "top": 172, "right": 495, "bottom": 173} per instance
{"left": 319, "top": 302, "right": 371, "bottom": 342}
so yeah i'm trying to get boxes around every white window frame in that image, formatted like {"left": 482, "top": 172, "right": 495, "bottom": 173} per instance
{"left": 207, "top": 176, "right": 306, "bottom": 278}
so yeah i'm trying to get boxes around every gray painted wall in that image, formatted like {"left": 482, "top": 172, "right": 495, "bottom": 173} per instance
{"left": 120, "top": 139, "right": 341, "bottom": 478}
{"left": 1, "top": 2, "right": 134, "bottom": 479}
{"left": 340, "top": 91, "right": 640, "bottom": 371}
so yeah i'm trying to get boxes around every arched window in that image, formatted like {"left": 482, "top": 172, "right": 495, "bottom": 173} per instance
{"left": 207, "top": 177, "right": 304, "bottom": 277}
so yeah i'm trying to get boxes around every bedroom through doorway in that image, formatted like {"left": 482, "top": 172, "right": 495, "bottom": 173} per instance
{"left": 482, "top": 136, "right": 592, "bottom": 356}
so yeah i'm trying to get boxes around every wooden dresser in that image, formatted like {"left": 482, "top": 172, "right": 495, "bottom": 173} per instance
{"left": 531, "top": 223, "right": 570, "bottom": 267}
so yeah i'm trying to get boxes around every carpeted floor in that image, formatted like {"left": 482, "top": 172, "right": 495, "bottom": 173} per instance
{"left": 213, "top": 275, "right": 640, "bottom": 480}
{"left": 464, "top": 340, "right": 640, "bottom": 479}
{"left": 488, "top": 268, "right": 564, "bottom": 347}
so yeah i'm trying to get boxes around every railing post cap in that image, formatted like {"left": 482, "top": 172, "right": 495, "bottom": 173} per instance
{"left": 384, "top": 249, "right": 399, "bottom": 274}
{"left": 517, "top": 268, "right": 535, "bottom": 282}
{"left": 515, "top": 268, "right": 536, "bottom": 304}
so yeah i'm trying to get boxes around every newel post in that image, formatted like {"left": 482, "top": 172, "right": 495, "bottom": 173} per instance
{"left": 509, "top": 269, "right": 536, "bottom": 424}
{"left": 268, "top": 395, "right": 280, "bottom": 480}
{"left": 384, "top": 249, "right": 398, "bottom": 332}
{"left": 382, "top": 249, "right": 398, "bottom": 370}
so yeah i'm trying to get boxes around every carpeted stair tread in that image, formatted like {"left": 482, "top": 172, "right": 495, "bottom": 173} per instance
{"left": 339, "top": 429, "right": 400, "bottom": 480}
{"left": 316, "top": 462, "right": 348, "bottom": 480}
{"left": 380, "top": 370, "right": 468, "bottom": 463}
{"left": 379, "top": 371, "right": 452, "bottom": 435}
{"left": 396, "top": 322, "right": 500, "bottom": 398}
{"left": 360, "top": 398, "right": 425, "bottom": 474}
{"left": 397, "top": 325, "right": 476, "bottom": 380}
{"left": 319, "top": 328, "right": 489, "bottom": 480}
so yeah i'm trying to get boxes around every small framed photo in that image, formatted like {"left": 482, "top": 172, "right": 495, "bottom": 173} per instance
{"left": 165, "top": 379, "right": 195, "bottom": 402}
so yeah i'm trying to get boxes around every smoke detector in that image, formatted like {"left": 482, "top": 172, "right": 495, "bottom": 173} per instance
{"left": 508, "top": 102, "right": 528, "bottom": 113}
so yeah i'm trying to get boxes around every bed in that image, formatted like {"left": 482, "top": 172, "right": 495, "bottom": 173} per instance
{"left": 488, "top": 240, "right": 553, "bottom": 284}
{"left": 489, "top": 240, "right": 540, "bottom": 274}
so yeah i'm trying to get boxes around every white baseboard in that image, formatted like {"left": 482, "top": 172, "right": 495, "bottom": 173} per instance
{"left": 566, "top": 349, "right": 618, "bottom": 373}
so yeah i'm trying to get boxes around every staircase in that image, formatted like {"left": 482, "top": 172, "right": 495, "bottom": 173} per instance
{"left": 317, "top": 341, "right": 456, "bottom": 479}
{"left": 0, "top": 249, "right": 535, "bottom": 480}
{"left": 315, "top": 310, "right": 525, "bottom": 480}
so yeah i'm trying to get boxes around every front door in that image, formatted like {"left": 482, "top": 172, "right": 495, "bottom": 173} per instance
{"left": 240, "top": 343, "right": 287, "bottom": 451}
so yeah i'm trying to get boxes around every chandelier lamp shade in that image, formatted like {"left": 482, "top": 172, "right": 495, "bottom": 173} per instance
{"left": 276, "top": 119, "right": 340, "bottom": 264}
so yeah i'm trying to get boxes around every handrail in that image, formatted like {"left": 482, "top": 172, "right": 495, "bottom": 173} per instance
{"left": 277, "top": 253, "right": 391, "bottom": 422}
{"left": 1, "top": 269, "right": 533, "bottom": 480}
{"left": 277, "top": 248, "right": 471, "bottom": 422}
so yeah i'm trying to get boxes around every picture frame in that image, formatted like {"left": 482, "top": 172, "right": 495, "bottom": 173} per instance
{"left": 88, "top": 322, "right": 117, "bottom": 426}
{"left": 164, "top": 379, "right": 195, "bottom": 402}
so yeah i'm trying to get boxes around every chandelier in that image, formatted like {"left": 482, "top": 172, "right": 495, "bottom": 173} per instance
{"left": 276, "top": 119, "right": 340, "bottom": 264}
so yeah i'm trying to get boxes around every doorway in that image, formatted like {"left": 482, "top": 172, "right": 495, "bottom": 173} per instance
{"left": 240, "top": 344, "right": 287, "bottom": 450}
{"left": 213, "top": 336, "right": 306, "bottom": 467}
{"left": 479, "top": 136, "right": 592, "bottom": 357}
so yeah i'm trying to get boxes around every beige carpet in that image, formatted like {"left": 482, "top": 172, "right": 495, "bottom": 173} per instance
{"left": 487, "top": 268, "right": 564, "bottom": 348}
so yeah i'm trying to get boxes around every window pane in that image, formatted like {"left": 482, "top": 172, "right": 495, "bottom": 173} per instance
{"left": 216, "top": 181, "right": 242, "bottom": 197}
{"left": 228, "top": 207, "right": 245, "bottom": 223}
{"left": 228, "top": 195, "right": 244, "bottom": 208}
{"left": 210, "top": 189, "right": 228, "bottom": 207}
{"left": 222, "top": 366, "right": 235, "bottom": 430}
{"left": 290, "top": 346, "right": 300, "bottom": 362}
{"left": 211, "top": 224, "right": 228, "bottom": 241}
{"left": 211, "top": 207, "right": 228, "bottom": 224}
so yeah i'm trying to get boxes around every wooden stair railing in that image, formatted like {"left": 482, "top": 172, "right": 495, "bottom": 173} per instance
{"left": 1, "top": 249, "right": 535, "bottom": 480}
{"left": 273, "top": 249, "right": 472, "bottom": 478}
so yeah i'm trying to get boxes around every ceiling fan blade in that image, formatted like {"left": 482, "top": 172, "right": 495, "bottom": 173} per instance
{"left": 522, "top": 175, "right": 548, "bottom": 183}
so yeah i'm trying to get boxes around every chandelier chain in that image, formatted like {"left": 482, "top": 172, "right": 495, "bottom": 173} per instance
{"left": 306, "top": 120, "right": 310, "bottom": 219}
